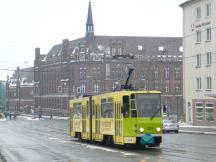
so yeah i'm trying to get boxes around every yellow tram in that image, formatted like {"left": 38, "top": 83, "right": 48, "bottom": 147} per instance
{"left": 69, "top": 90, "right": 163, "bottom": 147}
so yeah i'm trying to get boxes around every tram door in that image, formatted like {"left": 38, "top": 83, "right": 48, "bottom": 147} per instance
{"left": 115, "top": 102, "right": 123, "bottom": 144}
{"left": 69, "top": 106, "right": 73, "bottom": 135}
{"left": 95, "top": 104, "right": 100, "bottom": 136}
{"left": 82, "top": 105, "right": 87, "bottom": 139}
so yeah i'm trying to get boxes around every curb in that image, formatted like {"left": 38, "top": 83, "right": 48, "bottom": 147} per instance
{"left": 180, "top": 130, "right": 216, "bottom": 135}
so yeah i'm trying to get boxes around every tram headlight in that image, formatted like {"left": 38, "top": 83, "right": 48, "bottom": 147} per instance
{"left": 156, "top": 127, "right": 161, "bottom": 132}
{"left": 139, "top": 128, "right": 144, "bottom": 132}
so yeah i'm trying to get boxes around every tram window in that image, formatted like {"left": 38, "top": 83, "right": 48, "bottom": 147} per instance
{"left": 136, "top": 94, "right": 160, "bottom": 117}
{"left": 122, "top": 96, "right": 129, "bottom": 117}
{"left": 163, "top": 105, "right": 167, "bottom": 113}
{"left": 101, "top": 99, "right": 107, "bottom": 117}
{"left": 131, "top": 94, "right": 135, "bottom": 99}
{"left": 73, "top": 103, "right": 82, "bottom": 118}
{"left": 131, "top": 94, "right": 137, "bottom": 117}
{"left": 101, "top": 98, "right": 114, "bottom": 118}
{"left": 107, "top": 98, "right": 113, "bottom": 118}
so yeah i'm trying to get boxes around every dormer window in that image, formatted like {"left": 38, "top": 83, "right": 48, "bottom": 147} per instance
{"left": 138, "top": 45, "right": 143, "bottom": 51}
{"left": 179, "top": 46, "right": 183, "bottom": 53}
{"left": 158, "top": 46, "right": 166, "bottom": 53}
{"left": 118, "top": 48, "right": 122, "bottom": 55}
{"left": 112, "top": 48, "right": 116, "bottom": 56}
{"left": 80, "top": 47, "right": 85, "bottom": 53}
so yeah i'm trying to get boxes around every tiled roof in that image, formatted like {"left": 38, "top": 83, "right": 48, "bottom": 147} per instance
{"left": 45, "top": 35, "right": 182, "bottom": 62}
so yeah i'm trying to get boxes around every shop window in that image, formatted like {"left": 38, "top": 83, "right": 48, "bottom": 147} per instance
{"left": 195, "top": 103, "right": 203, "bottom": 120}
{"left": 205, "top": 103, "right": 214, "bottom": 121}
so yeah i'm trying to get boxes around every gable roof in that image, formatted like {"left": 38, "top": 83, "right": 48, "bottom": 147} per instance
{"left": 45, "top": 35, "right": 182, "bottom": 62}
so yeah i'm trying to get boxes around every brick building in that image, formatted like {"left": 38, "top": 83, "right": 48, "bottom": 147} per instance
{"left": 0, "top": 80, "right": 6, "bottom": 112}
{"left": 7, "top": 67, "right": 34, "bottom": 114}
{"left": 34, "top": 2, "right": 183, "bottom": 119}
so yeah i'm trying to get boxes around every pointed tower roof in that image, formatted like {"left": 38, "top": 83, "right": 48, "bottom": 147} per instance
{"left": 86, "top": 1, "right": 93, "bottom": 26}
{"left": 86, "top": 0, "right": 94, "bottom": 42}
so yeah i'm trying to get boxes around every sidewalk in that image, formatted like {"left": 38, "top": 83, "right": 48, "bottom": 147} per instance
{"left": 179, "top": 123, "right": 216, "bottom": 135}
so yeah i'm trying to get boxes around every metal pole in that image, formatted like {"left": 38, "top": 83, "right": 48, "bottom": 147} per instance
{"left": 177, "top": 95, "right": 179, "bottom": 122}
{"left": 39, "top": 68, "right": 42, "bottom": 117}
{"left": 16, "top": 67, "right": 21, "bottom": 113}
{"left": 6, "top": 75, "right": 10, "bottom": 112}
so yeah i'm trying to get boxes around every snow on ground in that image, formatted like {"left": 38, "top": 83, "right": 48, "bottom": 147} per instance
{"left": 20, "top": 114, "right": 68, "bottom": 120}
{"left": 180, "top": 124, "right": 216, "bottom": 129}
{"left": 23, "top": 116, "right": 41, "bottom": 121}
{"left": 179, "top": 122, "right": 216, "bottom": 129}
{"left": 0, "top": 118, "right": 6, "bottom": 122}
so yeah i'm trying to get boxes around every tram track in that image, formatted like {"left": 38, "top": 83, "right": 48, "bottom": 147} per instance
{"left": 69, "top": 138, "right": 215, "bottom": 162}
{"left": 7, "top": 118, "right": 216, "bottom": 162}
{"left": 145, "top": 148, "right": 215, "bottom": 162}
{"left": 161, "top": 142, "right": 216, "bottom": 157}
{"left": 30, "top": 120, "right": 216, "bottom": 162}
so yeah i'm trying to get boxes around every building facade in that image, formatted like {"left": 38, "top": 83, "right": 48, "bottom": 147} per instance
{"left": 0, "top": 81, "right": 6, "bottom": 112}
{"left": 34, "top": 1, "right": 183, "bottom": 119}
{"left": 180, "top": 0, "right": 216, "bottom": 125}
{"left": 7, "top": 67, "right": 34, "bottom": 114}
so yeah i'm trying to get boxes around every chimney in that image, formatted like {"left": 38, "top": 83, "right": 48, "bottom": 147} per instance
{"left": 35, "top": 47, "right": 40, "bottom": 61}
{"left": 62, "top": 39, "right": 69, "bottom": 61}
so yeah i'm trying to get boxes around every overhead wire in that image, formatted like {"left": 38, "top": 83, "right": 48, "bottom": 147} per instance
{"left": 1, "top": 51, "right": 216, "bottom": 74}
{"left": 0, "top": 25, "right": 215, "bottom": 74}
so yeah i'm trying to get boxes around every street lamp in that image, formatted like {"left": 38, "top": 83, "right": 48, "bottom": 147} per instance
{"left": 16, "top": 66, "right": 21, "bottom": 114}
{"left": 38, "top": 106, "right": 42, "bottom": 118}
{"left": 176, "top": 94, "right": 179, "bottom": 122}
{"left": 6, "top": 75, "right": 10, "bottom": 112}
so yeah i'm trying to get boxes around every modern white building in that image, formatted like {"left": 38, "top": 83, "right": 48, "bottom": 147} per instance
{"left": 180, "top": 0, "right": 216, "bottom": 125}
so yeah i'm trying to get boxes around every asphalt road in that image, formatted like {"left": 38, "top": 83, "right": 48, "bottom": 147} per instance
{"left": 0, "top": 116, "right": 216, "bottom": 162}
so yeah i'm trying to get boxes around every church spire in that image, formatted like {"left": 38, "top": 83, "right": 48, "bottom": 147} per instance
{"left": 86, "top": 0, "right": 94, "bottom": 39}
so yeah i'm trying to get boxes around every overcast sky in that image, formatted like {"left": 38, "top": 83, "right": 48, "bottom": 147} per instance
{"left": 0, "top": 0, "right": 185, "bottom": 81}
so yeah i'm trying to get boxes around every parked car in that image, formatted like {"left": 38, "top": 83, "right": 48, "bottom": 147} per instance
{"left": 163, "top": 119, "right": 179, "bottom": 133}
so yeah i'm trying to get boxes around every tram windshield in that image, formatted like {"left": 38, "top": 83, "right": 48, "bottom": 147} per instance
{"left": 136, "top": 94, "right": 161, "bottom": 118}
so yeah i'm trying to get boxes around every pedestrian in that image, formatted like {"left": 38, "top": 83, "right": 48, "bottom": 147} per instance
{"left": 9, "top": 113, "right": 12, "bottom": 120}
{"left": 39, "top": 114, "right": 41, "bottom": 119}
{"left": 4, "top": 112, "right": 8, "bottom": 119}
{"left": 50, "top": 113, "right": 53, "bottom": 120}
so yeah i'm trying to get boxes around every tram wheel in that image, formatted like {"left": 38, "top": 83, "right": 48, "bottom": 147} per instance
{"left": 103, "top": 135, "right": 114, "bottom": 145}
